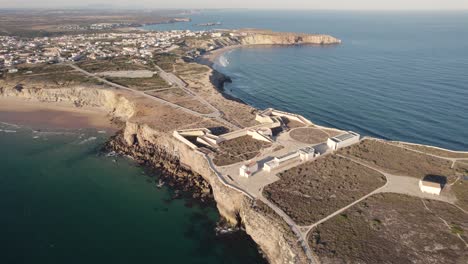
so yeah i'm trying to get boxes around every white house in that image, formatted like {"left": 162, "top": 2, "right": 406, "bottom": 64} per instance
{"left": 327, "top": 131, "right": 360, "bottom": 151}
{"left": 239, "top": 161, "right": 259, "bottom": 178}
{"left": 419, "top": 179, "right": 442, "bottom": 195}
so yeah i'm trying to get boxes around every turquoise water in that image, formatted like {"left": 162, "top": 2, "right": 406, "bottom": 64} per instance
{"left": 146, "top": 10, "right": 468, "bottom": 150}
{"left": 0, "top": 125, "right": 266, "bottom": 264}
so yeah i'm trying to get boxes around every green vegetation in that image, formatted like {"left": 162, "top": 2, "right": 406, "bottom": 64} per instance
{"left": 450, "top": 224, "right": 464, "bottom": 235}
{"left": 78, "top": 58, "right": 149, "bottom": 73}
{"left": 4, "top": 65, "right": 100, "bottom": 87}
{"left": 150, "top": 53, "right": 178, "bottom": 72}
{"left": 105, "top": 75, "right": 168, "bottom": 91}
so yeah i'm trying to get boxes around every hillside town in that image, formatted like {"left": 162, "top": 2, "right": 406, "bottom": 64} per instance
{"left": 0, "top": 30, "right": 225, "bottom": 72}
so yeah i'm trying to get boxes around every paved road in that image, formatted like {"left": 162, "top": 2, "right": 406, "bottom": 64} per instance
{"left": 68, "top": 63, "right": 239, "bottom": 130}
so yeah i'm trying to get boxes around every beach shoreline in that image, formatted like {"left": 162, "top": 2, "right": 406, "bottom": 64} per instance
{"left": 0, "top": 97, "right": 117, "bottom": 131}
{"left": 198, "top": 45, "right": 243, "bottom": 67}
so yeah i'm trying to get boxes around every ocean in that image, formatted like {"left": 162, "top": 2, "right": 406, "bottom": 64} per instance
{"left": 2, "top": 9, "right": 467, "bottom": 264}
{"left": 0, "top": 125, "right": 266, "bottom": 264}
{"left": 146, "top": 10, "right": 468, "bottom": 150}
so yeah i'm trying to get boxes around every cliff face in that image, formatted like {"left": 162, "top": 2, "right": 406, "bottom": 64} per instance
{"left": 0, "top": 85, "right": 135, "bottom": 120}
{"left": 0, "top": 85, "right": 306, "bottom": 264}
{"left": 119, "top": 121, "right": 308, "bottom": 264}
{"left": 239, "top": 31, "right": 341, "bottom": 45}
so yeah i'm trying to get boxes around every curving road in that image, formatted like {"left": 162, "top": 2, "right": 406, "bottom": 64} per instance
{"left": 68, "top": 63, "right": 239, "bottom": 130}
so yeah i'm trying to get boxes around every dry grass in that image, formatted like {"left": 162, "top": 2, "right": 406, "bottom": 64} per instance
{"left": 310, "top": 193, "right": 468, "bottom": 264}
{"left": 289, "top": 127, "right": 329, "bottom": 144}
{"left": 452, "top": 178, "right": 468, "bottom": 211}
{"left": 4, "top": 65, "right": 100, "bottom": 87}
{"left": 78, "top": 58, "right": 149, "bottom": 73}
{"left": 175, "top": 63, "right": 210, "bottom": 76}
{"left": 105, "top": 75, "right": 168, "bottom": 91}
{"left": 146, "top": 88, "right": 189, "bottom": 102}
{"left": 393, "top": 142, "right": 468, "bottom": 159}
{"left": 213, "top": 136, "right": 271, "bottom": 166}
{"left": 339, "top": 139, "right": 461, "bottom": 183}
{"left": 175, "top": 99, "right": 213, "bottom": 114}
{"left": 151, "top": 53, "right": 178, "bottom": 72}
{"left": 264, "top": 155, "right": 386, "bottom": 225}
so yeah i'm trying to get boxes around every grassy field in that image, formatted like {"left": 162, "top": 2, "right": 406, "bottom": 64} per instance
{"left": 175, "top": 62, "right": 211, "bottom": 76}
{"left": 310, "top": 193, "right": 468, "bottom": 264}
{"left": 150, "top": 53, "right": 178, "bottom": 72}
{"left": 263, "top": 155, "right": 386, "bottom": 225}
{"left": 146, "top": 88, "right": 190, "bottom": 102}
{"left": 77, "top": 58, "right": 149, "bottom": 73}
{"left": 105, "top": 75, "right": 168, "bottom": 91}
{"left": 213, "top": 136, "right": 272, "bottom": 166}
{"left": 0, "top": 9, "right": 176, "bottom": 37}
{"left": 339, "top": 139, "right": 462, "bottom": 183}
{"left": 4, "top": 64, "right": 100, "bottom": 86}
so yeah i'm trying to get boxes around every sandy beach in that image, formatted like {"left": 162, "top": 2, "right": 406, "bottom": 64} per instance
{"left": 0, "top": 97, "right": 116, "bottom": 131}
{"left": 197, "top": 45, "right": 243, "bottom": 67}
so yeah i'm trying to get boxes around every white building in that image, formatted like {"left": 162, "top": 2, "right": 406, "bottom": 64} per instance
{"left": 327, "top": 131, "right": 360, "bottom": 151}
{"left": 239, "top": 161, "right": 259, "bottom": 178}
{"left": 263, "top": 160, "right": 279, "bottom": 172}
{"left": 299, "top": 147, "right": 316, "bottom": 162}
{"left": 264, "top": 152, "right": 300, "bottom": 172}
{"left": 419, "top": 179, "right": 442, "bottom": 195}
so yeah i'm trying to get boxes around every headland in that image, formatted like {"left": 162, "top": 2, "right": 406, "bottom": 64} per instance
{"left": 1, "top": 25, "right": 467, "bottom": 264}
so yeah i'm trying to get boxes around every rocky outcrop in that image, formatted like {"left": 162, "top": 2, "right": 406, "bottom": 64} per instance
{"left": 114, "top": 120, "right": 309, "bottom": 264}
{"left": 0, "top": 84, "right": 306, "bottom": 264}
{"left": 239, "top": 31, "right": 341, "bottom": 45}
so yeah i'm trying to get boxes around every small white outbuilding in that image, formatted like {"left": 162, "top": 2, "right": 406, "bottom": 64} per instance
{"left": 239, "top": 161, "right": 258, "bottom": 178}
{"left": 327, "top": 131, "right": 360, "bottom": 151}
{"left": 419, "top": 179, "right": 442, "bottom": 195}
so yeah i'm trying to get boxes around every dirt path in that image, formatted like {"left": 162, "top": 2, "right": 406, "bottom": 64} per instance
{"left": 68, "top": 63, "right": 239, "bottom": 130}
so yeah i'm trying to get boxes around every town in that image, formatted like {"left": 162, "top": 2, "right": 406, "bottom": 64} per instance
{"left": 0, "top": 29, "right": 228, "bottom": 72}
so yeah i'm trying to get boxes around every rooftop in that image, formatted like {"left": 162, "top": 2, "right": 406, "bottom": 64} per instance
{"left": 334, "top": 132, "right": 358, "bottom": 142}
{"left": 420, "top": 180, "right": 442, "bottom": 188}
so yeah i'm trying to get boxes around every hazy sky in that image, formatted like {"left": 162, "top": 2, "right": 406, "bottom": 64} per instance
{"left": 1, "top": 0, "right": 468, "bottom": 10}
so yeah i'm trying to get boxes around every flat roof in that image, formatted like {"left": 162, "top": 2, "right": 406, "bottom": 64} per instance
{"left": 420, "top": 180, "right": 441, "bottom": 188}
{"left": 277, "top": 152, "right": 299, "bottom": 160}
{"left": 335, "top": 133, "right": 357, "bottom": 142}
{"left": 300, "top": 147, "right": 315, "bottom": 153}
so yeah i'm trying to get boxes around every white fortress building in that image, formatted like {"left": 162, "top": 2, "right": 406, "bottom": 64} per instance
{"left": 327, "top": 131, "right": 361, "bottom": 151}
{"left": 239, "top": 161, "right": 259, "bottom": 178}
{"left": 419, "top": 179, "right": 443, "bottom": 195}
{"left": 263, "top": 146, "right": 319, "bottom": 173}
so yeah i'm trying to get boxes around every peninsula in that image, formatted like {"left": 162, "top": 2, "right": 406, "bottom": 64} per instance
{"left": 1, "top": 25, "right": 466, "bottom": 264}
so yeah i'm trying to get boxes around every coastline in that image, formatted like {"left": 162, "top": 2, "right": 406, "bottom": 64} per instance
{"left": 0, "top": 97, "right": 117, "bottom": 131}
{"left": 198, "top": 45, "right": 243, "bottom": 67}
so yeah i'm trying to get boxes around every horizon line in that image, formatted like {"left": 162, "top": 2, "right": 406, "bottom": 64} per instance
{"left": 1, "top": 7, "right": 468, "bottom": 11}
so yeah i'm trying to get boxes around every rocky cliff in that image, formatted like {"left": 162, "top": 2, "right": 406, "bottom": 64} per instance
{"left": 0, "top": 85, "right": 135, "bottom": 120}
{"left": 238, "top": 30, "right": 341, "bottom": 45}
{"left": 0, "top": 84, "right": 308, "bottom": 264}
